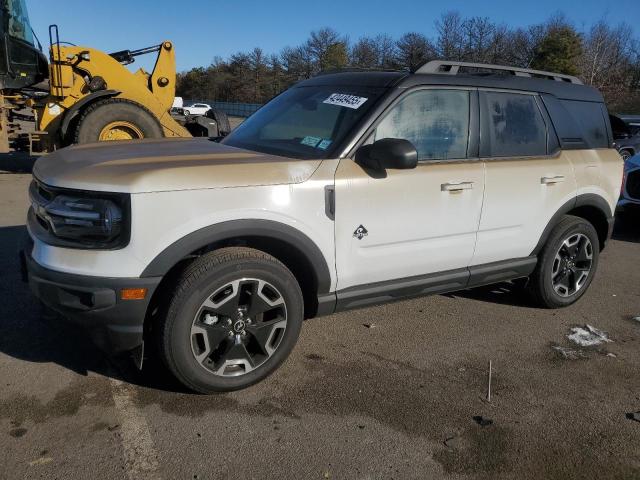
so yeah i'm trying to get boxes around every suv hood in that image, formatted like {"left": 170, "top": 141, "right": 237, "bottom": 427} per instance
{"left": 33, "top": 138, "right": 321, "bottom": 193}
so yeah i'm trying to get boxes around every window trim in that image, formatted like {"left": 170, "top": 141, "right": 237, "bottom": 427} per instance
{"left": 535, "top": 95, "right": 561, "bottom": 155}
{"left": 479, "top": 88, "right": 556, "bottom": 161}
{"left": 345, "top": 86, "right": 481, "bottom": 165}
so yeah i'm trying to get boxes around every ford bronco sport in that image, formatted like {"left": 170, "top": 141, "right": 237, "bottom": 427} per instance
{"left": 23, "top": 61, "right": 623, "bottom": 392}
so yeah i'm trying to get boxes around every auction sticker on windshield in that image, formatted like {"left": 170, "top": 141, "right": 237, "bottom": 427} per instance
{"left": 317, "top": 139, "right": 332, "bottom": 150}
{"left": 301, "top": 136, "right": 322, "bottom": 147}
{"left": 323, "top": 93, "right": 368, "bottom": 109}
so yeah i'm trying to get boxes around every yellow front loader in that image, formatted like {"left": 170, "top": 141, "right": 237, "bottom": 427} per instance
{"left": 31, "top": 26, "right": 191, "bottom": 151}
{"left": 1, "top": 8, "right": 226, "bottom": 154}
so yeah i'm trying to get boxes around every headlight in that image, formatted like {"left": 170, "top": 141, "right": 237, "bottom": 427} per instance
{"left": 44, "top": 195, "right": 123, "bottom": 242}
{"left": 29, "top": 180, "right": 130, "bottom": 249}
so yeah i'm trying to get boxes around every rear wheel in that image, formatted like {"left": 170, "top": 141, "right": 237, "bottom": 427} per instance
{"left": 157, "top": 247, "right": 303, "bottom": 393}
{"left": 528, "top": 215, "right": 600, "bottom": 308}
{"left": 74, "top": 98, "right": 164, "bottom": 144}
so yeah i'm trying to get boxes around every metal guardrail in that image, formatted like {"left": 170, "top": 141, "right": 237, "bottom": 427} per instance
{"left": 185, "top": 101, "right": 263, "bottom": 118}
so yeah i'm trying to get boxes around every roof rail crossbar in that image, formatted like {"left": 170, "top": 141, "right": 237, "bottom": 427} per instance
{"left": 415, "top": 60, "right": 583, "bottom": 85}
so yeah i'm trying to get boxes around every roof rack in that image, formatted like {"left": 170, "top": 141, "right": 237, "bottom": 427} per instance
{"left": 415, "top": 60, "right": 583, "bottom": 85}
{"left": 316, "top": 67, "right": 405, "bottom": 76}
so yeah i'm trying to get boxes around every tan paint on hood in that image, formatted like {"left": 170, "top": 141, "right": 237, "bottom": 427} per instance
{"left": 33, "top": 138, "right": 321, "bottom": 193}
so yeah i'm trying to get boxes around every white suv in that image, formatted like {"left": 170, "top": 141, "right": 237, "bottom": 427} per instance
{"left": 182, "top": 103, "right": 211, "bottom": 116}
{"left": 23, "top": 61, "right": 623, "bottom": 392}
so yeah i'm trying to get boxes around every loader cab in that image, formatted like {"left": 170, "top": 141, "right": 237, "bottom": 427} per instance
{"left": 0, "top": 0, "right": 48, "bottom": 90}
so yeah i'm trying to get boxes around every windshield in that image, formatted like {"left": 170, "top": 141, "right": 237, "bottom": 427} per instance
{"left": 3, "top": 0, "right": 34, "bottom": 45}
{"left": 222, "top": 85, "right": 386, "bottom": 159}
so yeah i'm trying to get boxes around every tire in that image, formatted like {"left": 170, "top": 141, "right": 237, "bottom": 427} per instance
{"left": 206, "top": 108, "right": 231, "bottom": 136}
{"left": 528, "top": 215, "right": 600, "bottom": 309}
{"left": 157, "top": 247, "right": 304, "bottom": 393}
{"left": 74, "top": 98, "right": 164, "bottom": 144}
{"left": 183, "top": 110, "right": 190, "bottom": 116}
{"left": 620, "top": 149, "right": 633, "bottom": 161}
{"left": 620, "top": 150, "right": 633, "bottom": 162}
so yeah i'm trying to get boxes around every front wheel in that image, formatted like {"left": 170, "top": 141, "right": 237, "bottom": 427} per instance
{"left": 157, "top": 247, "right": 303, "bottom": 393}
{"left": 527, "top": 215, "right": 600, "bottom": 308}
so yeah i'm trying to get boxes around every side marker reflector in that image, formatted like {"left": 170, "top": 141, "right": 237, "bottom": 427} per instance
{"left": 121, "top": 288, "right": 147, "bottom": 300}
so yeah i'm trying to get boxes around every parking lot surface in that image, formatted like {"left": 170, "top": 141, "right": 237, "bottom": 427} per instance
{"left": 1, "top": 159, "right": 639, "bottom": 480}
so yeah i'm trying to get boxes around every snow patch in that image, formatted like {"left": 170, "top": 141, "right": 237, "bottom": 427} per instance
{"left": 567, "top": 325, "right": 612, "bottom": 347}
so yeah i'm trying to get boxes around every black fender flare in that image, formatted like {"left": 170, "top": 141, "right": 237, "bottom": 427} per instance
{"left": 60, "top": 89, "right": 120, "bottom": 138}
{"left": 530, "top": 193, "right": 614, "bottom": 255}
{"left": 140, "top": 219, "right": 332, "bottom": 294}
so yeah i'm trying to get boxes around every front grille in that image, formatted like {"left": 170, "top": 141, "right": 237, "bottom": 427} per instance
{"left": 29, "top": 179, "right": 54, "bottom": 207}
{"left": 35, "top": 213, "right": 50, "bottom": 232}
{"left": 627, "top": 170, "right": 640, "bottom": 200}
{"left": 36, "top": 182, "right": 55, "bottom": 202}
{"left": 29, "top": 180, "right": 54, "bottom": 231}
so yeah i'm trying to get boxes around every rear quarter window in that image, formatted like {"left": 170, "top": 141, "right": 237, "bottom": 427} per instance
{"left": 561, "top": 100, "right": 609, "bottom": 148}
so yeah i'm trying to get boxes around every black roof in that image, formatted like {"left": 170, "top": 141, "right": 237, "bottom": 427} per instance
{"left": 297, "top": 71, "right": 408, "bottom": 89}
{"left": 297, "top": 70, "right": 603, "bottom": 103}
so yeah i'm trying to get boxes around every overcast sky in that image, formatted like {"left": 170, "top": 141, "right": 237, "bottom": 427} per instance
{"left": 28, "top": 0, "right": 640, "bottom": 72}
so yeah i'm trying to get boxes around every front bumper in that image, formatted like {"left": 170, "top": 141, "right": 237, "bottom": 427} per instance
{"left": 21, "top": 248, "right": 162, "bottom": 355}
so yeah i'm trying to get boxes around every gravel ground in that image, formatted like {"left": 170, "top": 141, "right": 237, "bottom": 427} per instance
{"left": 1, "top": 161, "right": 639, "bottom": 480}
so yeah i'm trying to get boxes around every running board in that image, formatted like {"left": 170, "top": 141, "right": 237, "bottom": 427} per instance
{"left": 326, "top": 256, "right": 537, "bottom": 313}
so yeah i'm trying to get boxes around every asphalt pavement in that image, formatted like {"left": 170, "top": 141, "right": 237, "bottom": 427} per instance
{"left": 1, "top": 159, "right": 639, "bottom": 480}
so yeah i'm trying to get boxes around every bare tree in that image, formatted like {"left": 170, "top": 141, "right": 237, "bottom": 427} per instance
{"left": 306, "top": 28, "right": 348, "bottom": 72}
{"left": 266, "top": 54, "right": 284, "bottom": 98}
{"left": 460, "top": 17, "right": 495, "bottom": 63}
{"left": 351, "top": 34, "right": 399, "bottom": 69}
{"left": 375, "top": 34, "right": 398, "bottom": 68}
{"left": 177, "top": 15, "right": 640, "bottom": 113}
{"left": 280, "top": 45, "right": 314, "bottom": 81}
{"left": 580, "top": 20, "right": 638, "bottom": 110}
{"left": 249, "top": 48, "right": 267, "bottom": 103}
{"left": 436, "top": 11, "right": 465, "bottom": 60}
{"left": 395, "top": 32, "right": 436, "bottom": 70}
{"left": 351, "top": 37, "right": 379, "bottom": 68}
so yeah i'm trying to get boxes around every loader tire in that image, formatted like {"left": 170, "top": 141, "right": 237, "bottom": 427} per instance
{"left": 74, "top": 98, "right": 164, "bottom": 144}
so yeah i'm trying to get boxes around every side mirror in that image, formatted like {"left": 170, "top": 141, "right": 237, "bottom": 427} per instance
{"left": 356, "top": 138, "right": 418, "bottom": 171}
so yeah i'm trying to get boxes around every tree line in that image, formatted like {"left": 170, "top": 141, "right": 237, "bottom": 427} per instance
{"left": 176, "top": 12, "right": 640, "bottom": 113}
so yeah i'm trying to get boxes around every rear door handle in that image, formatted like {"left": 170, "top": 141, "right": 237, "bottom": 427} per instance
{"left": 441, "top": 181, "right": 474, "bottom": 192}
{"left": 541, "top": 175, "right": 565, "bottom": 185}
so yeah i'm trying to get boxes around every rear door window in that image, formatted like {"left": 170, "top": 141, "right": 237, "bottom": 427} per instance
{"left": 481, "top": 92, "right": 547, "bottom": 157}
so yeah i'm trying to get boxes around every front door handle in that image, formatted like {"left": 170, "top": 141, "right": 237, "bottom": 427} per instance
{"left": 541, "top": 175, "right": 565, "bottom": 185}
{"left": 441, "top": 181, "right": 474, "bottom": 192}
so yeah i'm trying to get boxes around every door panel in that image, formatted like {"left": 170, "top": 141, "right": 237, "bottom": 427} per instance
{"left": 472, "top": 90, "right": 577, "bottom": 265}
{"left": 473, "top": 155, "right": 576, "bottom": 265}
{"left": 334, "top": 159, "right": 485, "bottom": 290}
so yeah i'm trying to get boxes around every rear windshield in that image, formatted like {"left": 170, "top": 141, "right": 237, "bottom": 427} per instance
{"left": 221, "top": 85, "right": 386, "bottom": 159}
